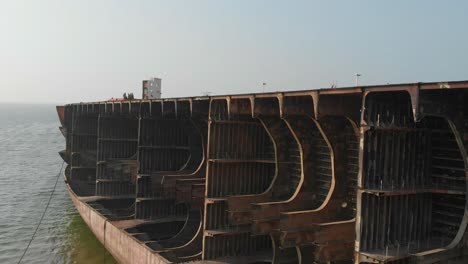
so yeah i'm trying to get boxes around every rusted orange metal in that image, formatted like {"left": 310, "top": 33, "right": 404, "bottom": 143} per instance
{"left": 57, "top": 80, "right": 468, "bottom": 263}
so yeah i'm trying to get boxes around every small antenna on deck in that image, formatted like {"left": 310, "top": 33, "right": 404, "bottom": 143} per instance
{"left": 355, "top": 73, "right": 362, "bottom": 86}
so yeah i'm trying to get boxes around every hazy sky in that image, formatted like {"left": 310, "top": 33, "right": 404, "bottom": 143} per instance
{"left": 0, "top": 0, "right": 467, "bottom": 103}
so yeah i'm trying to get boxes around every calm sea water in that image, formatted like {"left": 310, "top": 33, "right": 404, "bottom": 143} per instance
{"left": 0, "top": 103, "right": 116, "bottom": 264}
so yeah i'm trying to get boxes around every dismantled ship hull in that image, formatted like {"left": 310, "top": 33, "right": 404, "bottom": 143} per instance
{"left": 57, "top": 80, "right": 468, "bottom": 264}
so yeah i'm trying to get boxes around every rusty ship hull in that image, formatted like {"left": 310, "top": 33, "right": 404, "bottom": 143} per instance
{"left": 57, "top": 80, "right": 468, "bottom": 264}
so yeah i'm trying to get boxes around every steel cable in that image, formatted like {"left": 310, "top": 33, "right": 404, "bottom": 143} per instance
{"left": 17, "top": 161, "right": 65, "bottom": 264}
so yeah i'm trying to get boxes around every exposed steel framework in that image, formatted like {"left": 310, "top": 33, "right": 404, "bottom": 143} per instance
{"left": 57, "top": 80, "right": 468, "bottom": 263}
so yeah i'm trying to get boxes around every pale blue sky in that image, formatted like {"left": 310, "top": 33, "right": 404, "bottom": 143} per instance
{"left": 0, "top": 0, "right": 467, "bottom": 103}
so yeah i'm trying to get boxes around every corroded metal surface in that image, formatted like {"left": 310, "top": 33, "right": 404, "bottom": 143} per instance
{"left": 58, "top": 80, "right": 468, "bottom": 263}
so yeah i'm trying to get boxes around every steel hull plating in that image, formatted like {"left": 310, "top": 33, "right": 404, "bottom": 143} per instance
{"left": 65, "top": 178, "right": 171, "bottom": 264}
{"left": 58, "top": 80, "right": 468, "bottom": 264}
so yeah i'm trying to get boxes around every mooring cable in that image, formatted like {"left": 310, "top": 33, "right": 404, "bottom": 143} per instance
{"left": 17, "top": 161, "right": 65, "bottom": 264}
